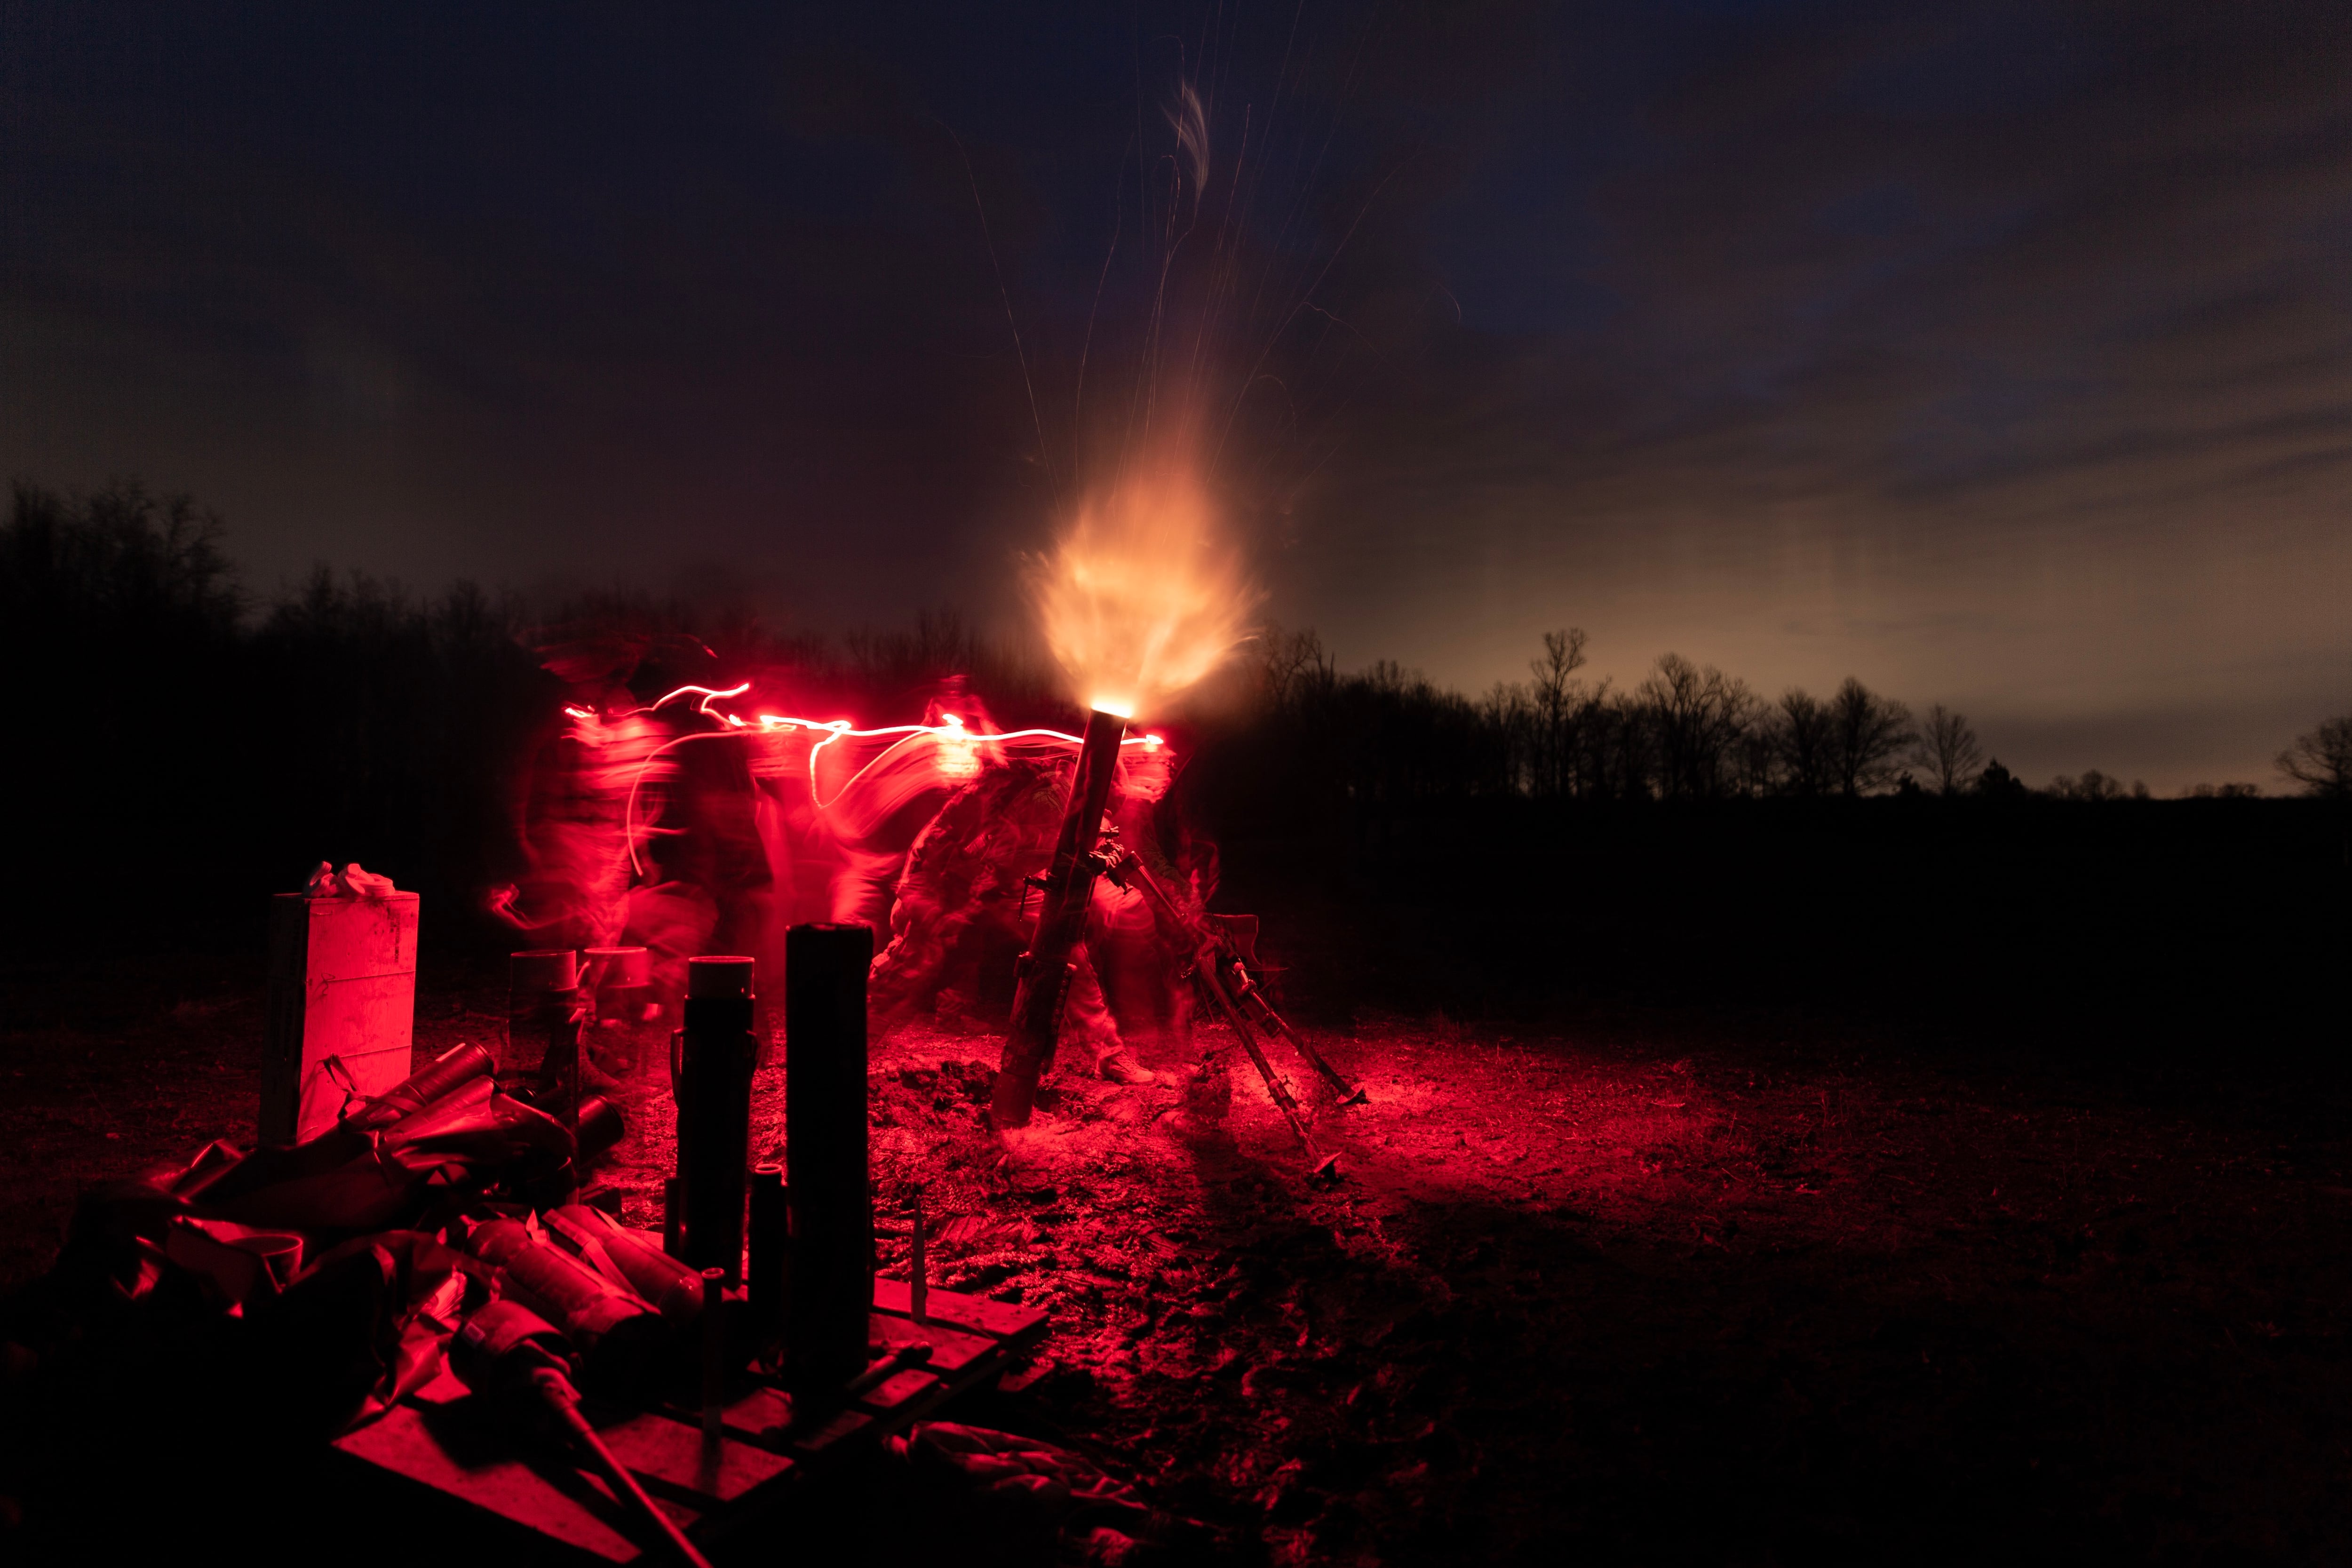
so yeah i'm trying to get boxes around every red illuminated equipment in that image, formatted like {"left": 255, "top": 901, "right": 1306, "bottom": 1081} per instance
{"left": 260, "top": 869, "right": 419, "bottom": 1142}
{"left": 979, "top": 700, "right": 1359, "bottom": 1168}
{"left": 35, "top": 896, "right": 1054, "bottom": 1561}
{"left": 332, "top": 932, "right": 1046, "bottom": 1557}
{"left": 445, "top": 1299, "right": 714, "bottom": 1568}
{"left": 1099, "top": 834, "right": 1362, "bottom": 1174}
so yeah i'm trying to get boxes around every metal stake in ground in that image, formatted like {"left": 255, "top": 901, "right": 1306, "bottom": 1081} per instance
{"left": 699, "top": 1267, "right": 727, "bottom": 1458}
{"left": 909, "top": 1182, "right": 928, "bottom": 1324}
{"left": 747, "top": 1163, "right": 787, "bottom": 1365}
{"left": 993, "top": 705, "right": 1127, "bottom": 1128}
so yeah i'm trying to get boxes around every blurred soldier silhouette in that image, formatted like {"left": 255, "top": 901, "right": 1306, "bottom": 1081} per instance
{"left": 495, "top": 629, "right": 774, "bottom": 1035}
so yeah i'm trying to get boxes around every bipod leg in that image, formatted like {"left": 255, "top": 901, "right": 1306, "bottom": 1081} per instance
{"left": 1197, "top": 973, "right": 1336, "bottom": 1177}
{"left": 1238, "top": 982, "right": 1367, "bottom": 1106}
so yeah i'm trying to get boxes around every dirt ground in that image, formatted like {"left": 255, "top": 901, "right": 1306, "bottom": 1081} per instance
{"left": 5, "top": 953, "right": 2351, "bottom": 1563}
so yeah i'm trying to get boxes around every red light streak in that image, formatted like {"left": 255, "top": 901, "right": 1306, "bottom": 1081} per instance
{"left": 605, "top": 684, "right": 1165, "bottom": 876}
{"left": 644, "top": 682, "right": 753, "bottom": 716}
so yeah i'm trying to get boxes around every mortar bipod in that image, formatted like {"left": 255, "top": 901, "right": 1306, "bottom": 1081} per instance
{"left": 1216, "top": 955, "right": 1368, "bottom": 1106}
{"left": 1098, "top": 833, "right": 1342, "bottom": 1174}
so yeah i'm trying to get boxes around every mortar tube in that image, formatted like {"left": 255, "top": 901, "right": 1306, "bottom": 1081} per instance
{"left": 993, "top": 705, "right": 1126, "bottom": 1127}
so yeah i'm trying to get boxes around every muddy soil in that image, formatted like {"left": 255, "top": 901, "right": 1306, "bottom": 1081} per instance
{"left": 5, "top": 955, "right": 2350, "bottom": 1562}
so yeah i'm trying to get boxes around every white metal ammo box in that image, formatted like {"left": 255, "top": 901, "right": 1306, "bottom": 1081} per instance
{"left": 259, "top": 889, "right": 420, "bottom": 1142}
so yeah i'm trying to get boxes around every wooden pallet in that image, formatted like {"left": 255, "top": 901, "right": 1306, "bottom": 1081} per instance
{"left": 330, "top": 1280, "right": 1045, "bottom": 1562}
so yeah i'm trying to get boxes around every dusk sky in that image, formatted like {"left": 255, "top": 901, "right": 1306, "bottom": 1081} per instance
{"left": 5, "top": 2, "right": 2348, "bottom": 789}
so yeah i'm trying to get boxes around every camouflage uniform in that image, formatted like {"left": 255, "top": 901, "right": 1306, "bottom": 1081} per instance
{"left": 869, "top": 758, "right": 1128, "bottom": 1067}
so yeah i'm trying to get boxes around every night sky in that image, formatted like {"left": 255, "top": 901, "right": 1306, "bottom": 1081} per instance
{"left": 5, "top": 2, "right": 2348, "bottom": 789}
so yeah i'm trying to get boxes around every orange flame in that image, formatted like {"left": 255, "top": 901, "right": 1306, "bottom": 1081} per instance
{"left": 1030, "top": 466, "right": 1257, "bottom": 716}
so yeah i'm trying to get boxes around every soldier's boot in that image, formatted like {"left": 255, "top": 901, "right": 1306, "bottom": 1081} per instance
{"left": 1097, "top": 1049, "right": 1158, "bottom": 1087}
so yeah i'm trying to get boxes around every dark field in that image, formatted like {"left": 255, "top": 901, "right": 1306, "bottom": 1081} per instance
{"left": 5, "top": 798, "right": 2348, "bottom": 1563}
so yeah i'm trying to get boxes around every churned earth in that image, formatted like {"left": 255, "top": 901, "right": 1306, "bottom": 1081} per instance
{"left": 5, "top": 954, "right": 2351, "bottom": 1562}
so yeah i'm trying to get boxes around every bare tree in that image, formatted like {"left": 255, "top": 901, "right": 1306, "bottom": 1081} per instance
{"left": 1641, "top": 653, "right": 1758, "bottom": 799}
{"left": 1775, "top": 688, "right": 1836, "bottom": 796}
{"left": 1527, "top": 628, "right": 1589, "bottom": 798}
{"left": 1828, "top": 677, "right": 1914, "bottom": 796}
{"left": 1260, "top": 624, "right": 1334, "bottom": 710}
{"left": 2277, "top": 714, "right": 2352, "bottom": 798}
{"left": 1911, "top": 703, "right": 1984, "bottom": 795}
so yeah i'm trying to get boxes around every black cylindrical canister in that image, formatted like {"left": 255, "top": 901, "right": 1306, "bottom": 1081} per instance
{"left": 509, "top": 949, "right": 583, "bottom": 1115}
{"left": 785, "top": 923, "right": 874, "bottom": 1397}
{"left": 747, "top": 1163, "right": 787, "bottom": 1358}
{"left": 574, "top": 1094, "right": 625, "bottom": 1164}
{"left": 582, "top": 945, "right": 654, "bottom": 1075}
{"left": 676, "top": 955, "right": 758, "bottom": 1281}
{"left": 582, "top": 945, "right": 653, "bottom": 1024}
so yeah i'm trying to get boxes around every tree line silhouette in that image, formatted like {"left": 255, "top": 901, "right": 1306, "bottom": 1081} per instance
{"left": 1248, "top": 625, "right": 1958, "bottom": 803}
{"left": 1199, "top": 624, "right": 2348, "bottom": 818}
{"left": 1216, "top": 627, "right": 2092, "bottom": 815}
{"left": 6, "top": 480, "right": 2344, "bottom": 947}
{"left": 0, "top": 482, "right": 1072, "bottom": 942}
